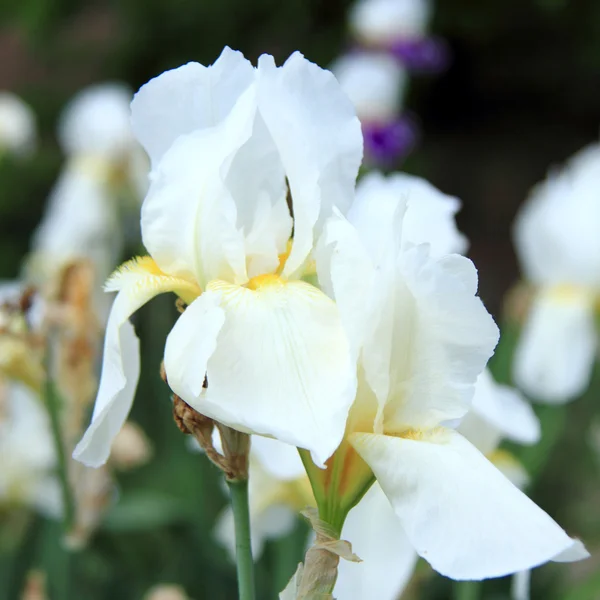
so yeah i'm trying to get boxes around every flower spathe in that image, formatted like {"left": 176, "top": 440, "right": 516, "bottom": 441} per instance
{"left": 315, "top": 171, "right": 587, "bottom": 579}
{"left": 513, "top": 142, "right": 600, "bottom": 403}
{"left": 74, "top": 48, "right": 362, "bottom": 468}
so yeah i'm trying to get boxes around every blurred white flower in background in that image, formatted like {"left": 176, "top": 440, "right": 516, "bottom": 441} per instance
{"left": 332, "top": 52, "right": 407, "bottom": 124}
{"left": 27, "top": 83, "right": 148, "bottom": 312}
{"left": 350, "top": 0, "right": 432, "bottom": 46}
{"left": 513, "top": 141, "right": 600, "bottom": 403}
{"left": 0, "top": 380, "right": 60, "bottom": 516}
{"left": 74, "top": 47, "right": 363, "bottom": 470}
{"left": 0, "top": 92, "right": 36, "bottom": 157}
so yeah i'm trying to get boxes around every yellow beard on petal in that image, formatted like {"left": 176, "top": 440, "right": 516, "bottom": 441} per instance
{"left": 106, "top": 256, "right": 202, "bottom": 305}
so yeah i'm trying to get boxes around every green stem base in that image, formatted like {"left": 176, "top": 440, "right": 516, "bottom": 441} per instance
{"left": 227, "top": 479, "right": 256, "bottom": 600}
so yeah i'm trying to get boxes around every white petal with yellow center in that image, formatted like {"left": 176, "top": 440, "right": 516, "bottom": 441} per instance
{"left": 164, "top": 278, "right": 356, "bottom": 467}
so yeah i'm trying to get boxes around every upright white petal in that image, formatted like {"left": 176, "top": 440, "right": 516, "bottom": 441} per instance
{"left": 131, "top": 48, "right": 255, "bottom": 167}
{"left": 140, "top": 90, "right": 257, "bottom": 285}
{"left": 380, "top": 249, "right": 499, "bottom": 433}
{"left": 351, "top": 429, "right": 587, "bottom": 580}
{"left": 350, "top": 0, "right": 432, "bottom": 45}
{"left": 59, "top": 84, "right": 134, "bottom": 158}
{"left": 331, "top": 52, "right": 406, "bottom": 123}
{"left": 164, "top": 280, "right": 356, "bottom": 467}
{"left": 513, "top": 289, "right": 597, "bottom": 403}
{"left": 335, "top": 483, "right": 418, "bottom": 600}
{"left": 0, "top": 92, "right": 36, "bottom": 156}
{"left": 257, "top": 52, "right": 363, "bottom": 276}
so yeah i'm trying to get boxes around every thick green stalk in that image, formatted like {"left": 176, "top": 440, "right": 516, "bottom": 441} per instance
{"left": 453, "top": 581, "right": 481, "bottom": 600}
{"left": 45, "top": 365, "right": 76, "bottom": 533}
{"left": 227, "top": 479, "right": 256, "bottom": 600}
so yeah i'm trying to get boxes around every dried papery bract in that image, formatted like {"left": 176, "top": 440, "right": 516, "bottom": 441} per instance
{"left": 292, "top": 508, "right": 361, "bottom": 599}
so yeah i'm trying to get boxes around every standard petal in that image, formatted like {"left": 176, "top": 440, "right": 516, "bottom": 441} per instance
{"left": 316, "top": 210, "right": 374, "bottom": 361}
{"left": 74, "top": 257, "right": 199, "bottom": 467}
{"left": 131, "top": 47, "right": 255, "bottom": 166}
{"left": 351, "top": 429, "right": 587, "bottom": 579}
{"left": 513, "top": 288, "right": 597, "bottom": 403}
{"left": 380, "top": 249, "right": 499, "bottom": 433}
{"left": 334, "top": 483, "right": 418, "bottom": 600}
{"left": 169, "top": 279, "right": 356, "bottom": 467}
{"left": 140, "top": 86, "right": 257, "bottom": 285}
{"left": 257, "top": 52, "right": 363, "bottom": 277}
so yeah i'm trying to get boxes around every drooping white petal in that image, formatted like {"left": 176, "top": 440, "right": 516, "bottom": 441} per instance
{"left": 74, "top": 258, "right": 200, "bottom": 467}
{"left": 351, "top": 429, "right": 587, "bottom": 580}
{"left": 334, "top": 483, "right": 418, "bottom": 600}
{"left": 72, "top": 304, "right": 140, "bottom": 467}
{"left": 165, "top": 280, "right": 356, "bottom": 467}
{"left": 331, "top": 52, "right": 407, "bottom": 122}
{"left": 458, "top": 369, "right": 540, "bottom": 453}
{"left": 381, "top": 249, "right": 499, "bottom": 433}
{"left": 251, "top": 436, "right": 306, "bottom": 481}
{"left": 350, "top": 0, "right": 432, "bottom": 45}
{"left": 257, "top": 52, "right": 363, "bottom": 277}
{"left": 513, "top": 288, "right": 597, "bottom": 403}
{"left": 163, "top": 293, "right": 226, "bottom": 399}
{"left": 131, "top": 47, "right": 255, "bottom": 167}
{"left": 59, "top": 84, "right": 134, "bottom": 158}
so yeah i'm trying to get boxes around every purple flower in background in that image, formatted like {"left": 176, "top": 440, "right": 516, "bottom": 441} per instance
{"left": 389, "top": 36, "right": 450, "bottom": 73}
{"left": 363, "top": 117, "right": 417, "bottom": 166}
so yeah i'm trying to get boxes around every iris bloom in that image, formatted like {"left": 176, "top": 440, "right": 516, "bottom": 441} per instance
{"left": 308, "top": 171, "right": 587, "bottom": 580}
{"left": 74, "top": 48, "right": 363, "bottom": 469}
{"left": 513, "top": 142, "right": 600, "bottom": 403}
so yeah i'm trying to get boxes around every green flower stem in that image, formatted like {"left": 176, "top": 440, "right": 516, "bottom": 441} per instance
{"left": 45, "top": 363, "right": 76, "bottom": 533}
{"left": 453, "top": 581, "right": 481, "bottom": 600}
{"left": 227, "top": 478, "right": 256, "bottom": 600}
